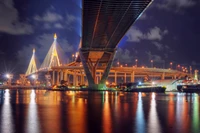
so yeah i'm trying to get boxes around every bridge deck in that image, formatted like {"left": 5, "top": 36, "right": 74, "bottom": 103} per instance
{"left": 79, "top": 0, "right": 152, "bottom": 63}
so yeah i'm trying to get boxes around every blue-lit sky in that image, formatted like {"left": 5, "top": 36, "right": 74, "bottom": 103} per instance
{"left": 0, "top": 0, "right": 200, "bottom": 74}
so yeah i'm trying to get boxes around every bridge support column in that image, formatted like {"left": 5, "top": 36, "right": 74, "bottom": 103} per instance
{"left": 79, "top": 50, "right": 95, "bottom": 87}
{"left": 161, "top": 73, "right": 165, "bottom": 80}
{"left": 79, "top": 49, "right": 116, "bottom": 90}
{"left": 99, "top": 51, "right": 116, "bottom": 88}
{"left": 52, "top": 71, "right": 55, "bottom": 85}
{"left": 60, "top": 71, "right": 63, "bottom": 81}
{"left": 174, "top": 75, "right": 177, "bottom": 79}
{"left": 64, "top": 71, "right": 68, "bottom": 81}
{"left": 131, "top": 71, "right": 135, "bottom": 82}
{"left": 124, "top": 73, "right": 127, "bottom": 83}
{"left": 81, "top": 75, "right": 84, "bottom": 85}
{"left": 73, "top": 71, "right": 76, "bottom": 86}
{"left": 56, "top": 71, "right": 60, "bottom": 85}
{"left": 114, "top": 71, "right": 117, "bottom": 85}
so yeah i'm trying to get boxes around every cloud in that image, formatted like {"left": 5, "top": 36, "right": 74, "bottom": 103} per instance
{"left": 156, "top": 0, "right": 196, "bottom": 11}
{"left": 114, "top": 48, "right": 133, "bottom": 64}
{"left": 0, "top": 0, "right": 33, "bottom": 35}
{"left": 126, "top": 26, "right": 168, "bottom": 42}
{"left": 126, "top": 27, "right": 144, "bottom": 42}
{"left": 54, "top": 23, "right": 64, "bottom": 29}
{"left": 152, "top": 42, "right": 164, "bottom": 51}
{"left": 34, "top": 10, "right": 79, "bottom": 30}
{"left": 34, "top": 11, "right": 63, "bottom": 22}
{"left": 146, "top": 27, "right": 168, "bottom": 40}
{"left": 43, "top": 23, "right": 51, "bottom": 29}
{"left": 146, "top": 51, "right": 165, "bottom": 63}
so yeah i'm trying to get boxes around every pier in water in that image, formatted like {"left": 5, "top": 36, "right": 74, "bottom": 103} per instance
{"left": 0, "top": 89, "right": 200, "bottom": 133}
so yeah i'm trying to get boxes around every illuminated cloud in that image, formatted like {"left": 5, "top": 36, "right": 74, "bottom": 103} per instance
{"left": 115, "top": 48, "right": 134, "bottom": 64}
{"left": 146, "top": 27, "right": 168, "bottom": 40}
{"left": 145, "top": 51, "right": 165, "bottom": 63}
{"left": 126, "top": 26, "right": 168, "bottom": 42}
{"left": 54, "top": 23, "right": 64, "bottom": 29}
{"left": 34, "top": 11, "right": 63, "bottom": 22}
{"left": 156, "top": 0, "right": 196, "bottom": 11}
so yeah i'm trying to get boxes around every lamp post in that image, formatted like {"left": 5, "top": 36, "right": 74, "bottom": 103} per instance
{"left": 31, "top": 74, "right": 38, "bottom": 86}
{"left": 5, "top": 74, "right": 13, "bottom": 86}
{"left": 151, "top": 60, "right": 153, "bottom": 68}
{"left": 72, "top": 54, "right": 75, "bottom": 62}
{"left": 135, "top": 59, "right": 138, "bottom": 67}
{"left": 170, "top": 62, "right": 173, "bottom": 69}
{"left": 177, "top": 64, "right": 180, "bottom": 71}
{"left": 117, "top": 61, "right": 120, "bottom": 67}
{"left": 190, "top": 66, "right": 192, "bottom": 75}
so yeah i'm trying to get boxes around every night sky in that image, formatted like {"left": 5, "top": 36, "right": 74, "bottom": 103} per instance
{"left": 0, "top": 0, "right": 200, "bottom": 75}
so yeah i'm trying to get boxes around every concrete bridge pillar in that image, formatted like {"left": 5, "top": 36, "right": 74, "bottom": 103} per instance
{"left": 161, "top": 72, "right": 165, "bottom": 80}
{"left": 99, "top": 72, "right": 102, "bottom": 81}
{"left": 60, "top": 71, "right": 63, "bottom": 81}
{"left": 64, "top": 71, "right": 68, "bottom": 81}
{"left": 114, "top": 71, "right": 117, "bottom": 85}
{"left": 56, "top": 71, "right": 60, "bottom": 85}
{"left": 174, "top": 75, "right": 177, "bottom": 79}
{"left": 131, "top": 71, "right": 135, "bottom": 82}
{"left": 79, "top": 49, "right": 116, "bottom": 90}
{"left": 52, "top": 71, "right": 55, "bottom": 85}
{"left": 73, "top": 71, "right": 76, "bottom": 86}
{"left": 81, "top": 75, "right": 84, "bottom": 85}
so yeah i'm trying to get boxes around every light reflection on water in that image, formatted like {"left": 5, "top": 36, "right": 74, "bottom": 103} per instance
{"left": 25, "top": 90, "right": 40, "bottom": 133}
{"left": 135, "top": 92, "right": 145, "bottom": 133}
{"left": 0, "top": 90, "right": 199, "bottom": 133}
{"left": 147, "top": 93, "right": 161, "bottom": 133}
{"left": 1, "top": 89, "right": 14, "bottom": 133}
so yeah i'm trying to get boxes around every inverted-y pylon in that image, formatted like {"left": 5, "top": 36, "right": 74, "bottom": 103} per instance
{"left": 25, "top": 48, "right": 38, "bottom": 76}
{"left": 40, "top": 33, "right": 61, "bottom": 70}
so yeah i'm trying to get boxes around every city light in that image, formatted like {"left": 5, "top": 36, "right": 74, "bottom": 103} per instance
{"left": 151, "top": 60, "right": 153, "bottom": 68}
{"left": 5, "top": 74, "right": 10, "bottom": 79}
{"left": 31, "top": 74, "right": 36, "bottom": 79}
{"left": 135, "top": 59, "right": 138, "bottom": 67}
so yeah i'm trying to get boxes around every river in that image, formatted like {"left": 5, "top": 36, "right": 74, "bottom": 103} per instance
{"left": 0, "top": 89, "right": 199, "bottom": 133}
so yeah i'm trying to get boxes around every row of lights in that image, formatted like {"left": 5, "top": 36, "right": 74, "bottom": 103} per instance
{"left": 116, "top": 60, "right": 191, "bottom": 72}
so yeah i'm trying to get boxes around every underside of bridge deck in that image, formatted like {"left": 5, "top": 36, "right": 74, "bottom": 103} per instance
{"left": 81, "top": 0, "right": 152, "bottom": 90}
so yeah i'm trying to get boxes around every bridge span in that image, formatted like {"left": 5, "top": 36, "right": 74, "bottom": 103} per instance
{"left": 50, "top": 65, "right": 189, "bottom": 86}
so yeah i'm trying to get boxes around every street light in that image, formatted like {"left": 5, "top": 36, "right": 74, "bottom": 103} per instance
{"left": 5, "top": 73, "right": 13, "bottom": 85}
{"left": 117, "top": 62, "right": 120, "bottom": 67}
{"left": 72, "top": 54, "right": 75, "bottom": 61}
{"left": 151, "top": 60, "right": 153, "bottom": 68}
{"left": 5, "top": 74, "right": 10, "bottom": 79}
{"left": 170, "top": 62, "right": 173, "bottom": 69}
{"left": 135, "top": 59, "right": 138, "bottom": 67}
{"left": 177, "top": 64, "right": 180, "bottom": 71}
{"left": 31, "top": 74, "right": 36, "bottom": 79}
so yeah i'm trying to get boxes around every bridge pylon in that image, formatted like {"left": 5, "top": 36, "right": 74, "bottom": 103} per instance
{"left": 79, "top": 49, "right": 116, "bottom": 90}
{"left": 40, "top": 33, "right": 61, "bottom": 70}
{"left": 25, "top": 48, "right": 38, "bottom": 76}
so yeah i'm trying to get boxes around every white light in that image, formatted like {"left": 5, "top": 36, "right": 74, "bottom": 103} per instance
{"left": 31, "top": 74, "right": 36, "bottom": 79}
{"left": 152, "top": 82, "right": 155, "bottom": 85}
{"left": 139, "top": 82, "right": 142, "bottom": 85}
{"left": 5, "top": 74, "right": 10, "bottom": 78}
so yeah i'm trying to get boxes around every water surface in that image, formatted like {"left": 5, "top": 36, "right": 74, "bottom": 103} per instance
{"left": 0, "top": 89, "right": 199, "bottom": 133}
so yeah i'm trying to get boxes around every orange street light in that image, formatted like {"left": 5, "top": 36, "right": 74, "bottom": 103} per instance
{"left": 135, "top": 59, "right": 138, "bottom": 67}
